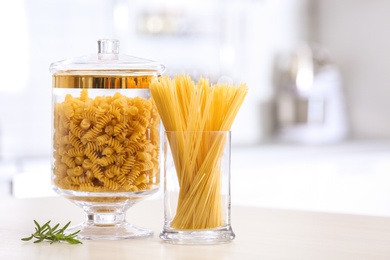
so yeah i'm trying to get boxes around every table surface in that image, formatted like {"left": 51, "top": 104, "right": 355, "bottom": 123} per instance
{"left": 1, "top": 196, "right": 390, "bottom": 260}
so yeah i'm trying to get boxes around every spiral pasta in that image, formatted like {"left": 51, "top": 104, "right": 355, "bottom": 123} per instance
{"left": 53, "top": 89, "right": 160, "bottom": 192}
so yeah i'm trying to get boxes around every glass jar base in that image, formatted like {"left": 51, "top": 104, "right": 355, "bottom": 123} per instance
{"left": 67, "top": 222, "right": 153, "bottom": 240}
{"left": 53, "top": 187, "right": 159, "bottom": 240}
{"left": 159, "top": 226, "right": 235, "bottom": 245}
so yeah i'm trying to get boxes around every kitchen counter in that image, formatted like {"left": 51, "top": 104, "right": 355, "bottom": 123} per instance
{"left": 1, "top": 196, "right": 390, "bottom": 259}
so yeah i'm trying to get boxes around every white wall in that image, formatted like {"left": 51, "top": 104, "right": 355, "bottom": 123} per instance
{"left": 119, "top": 0, "right": 309, "bottom": 145}
{"left": 313, "top": 0, "right": 390, "bottom": 139}
{"left": 0, "top": 0, "right": 113, "bottom": 160}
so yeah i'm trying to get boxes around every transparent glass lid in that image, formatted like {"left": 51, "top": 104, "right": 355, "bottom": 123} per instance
{"left": 50, "top": 39, "right": 165, "bottom": 76}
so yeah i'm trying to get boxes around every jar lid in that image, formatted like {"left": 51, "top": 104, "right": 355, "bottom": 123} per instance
{"left": 50, "top": 39, "right": 165, "bottom": 76}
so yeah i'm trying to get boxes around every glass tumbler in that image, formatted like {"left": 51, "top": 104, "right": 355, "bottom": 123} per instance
{"left": 160, "top": 131, "right": 235, "bottom": 244}
{"left": 49, "top": 39, "right": 165, "bottom": 240}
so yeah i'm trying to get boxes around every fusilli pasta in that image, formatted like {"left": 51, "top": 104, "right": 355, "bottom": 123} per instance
{"left": 52, "top": 89, "right": 160, "bottom": 192}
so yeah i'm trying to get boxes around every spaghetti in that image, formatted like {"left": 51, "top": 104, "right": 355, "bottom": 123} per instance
{"left": 150, "top": 75, "right": 247, "bottom": 229}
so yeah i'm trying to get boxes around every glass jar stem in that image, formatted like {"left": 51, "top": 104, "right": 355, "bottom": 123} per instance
{"left": 87, "top": 211, "right": 125, "bottom": 226}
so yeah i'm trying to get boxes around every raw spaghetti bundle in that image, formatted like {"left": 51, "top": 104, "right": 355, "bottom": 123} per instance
{"left": 150, "top": 75, "right": 247, "bottom": 230}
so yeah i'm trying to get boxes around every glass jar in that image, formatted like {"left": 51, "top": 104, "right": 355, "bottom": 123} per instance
{"left": 49, "top": 39, "right": 165, "bottom": 240}
{"left": 160, "top": 131, "right": 235, "bottom": 244}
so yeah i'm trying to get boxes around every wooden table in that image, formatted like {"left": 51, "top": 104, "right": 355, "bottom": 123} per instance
{"left": 1, "top": 196, "right": 390, "bottom": 259}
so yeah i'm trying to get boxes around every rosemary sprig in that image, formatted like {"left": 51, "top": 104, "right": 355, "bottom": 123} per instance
{"left": 21, "top": 220, "right": 82, "bottom": 244}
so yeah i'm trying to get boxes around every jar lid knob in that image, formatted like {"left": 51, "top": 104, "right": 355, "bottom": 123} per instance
{"left": 97, "top": 39, "right": 119, "bottom": 54}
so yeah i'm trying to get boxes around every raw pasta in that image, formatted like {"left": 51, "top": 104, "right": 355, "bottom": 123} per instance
{"left": 53, "top": 89, "right": 160, "bottom": 193}
{"left": 150, "top": 75, "right": 247, "bottom": 230}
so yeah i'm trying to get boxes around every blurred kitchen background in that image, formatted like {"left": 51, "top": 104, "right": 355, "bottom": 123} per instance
{"left": 1, "top": 0, "right": 390, "bottom": 217}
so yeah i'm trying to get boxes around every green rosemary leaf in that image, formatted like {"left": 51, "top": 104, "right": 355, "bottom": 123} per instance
{"left": 21, "top": 236, "right": 33, "bottom": 241}
{"left": 59, "top": 221, "right": 71, "bottom": 233}
{"left": 33, "top": 238, "right": 45, "bottom": 243}
{"left": 51, "top": 223, "right": 60, "bottom": 234}
{"left": 21, "top": 220, "right": 82, "bottom": 245}
{"left": 41, "top": 221, "right": 51, "bottom": 232}
{"left": 65, "top": 238, "right": 83, "bottom": 245}
{"left": 68, "top": 230, "right": 81, "bottom": 237}
{"left": 33, "top": 220, "right": 41, "bottom": 232}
